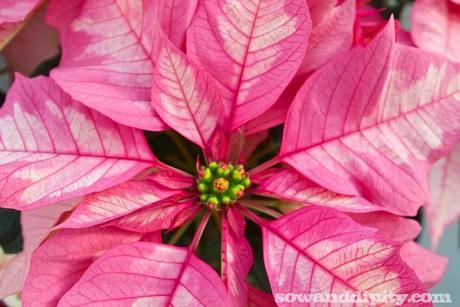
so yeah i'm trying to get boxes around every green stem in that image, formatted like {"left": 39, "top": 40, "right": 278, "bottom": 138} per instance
{"left": 248, "top": 156, "right": 280, "bottom": 175}
{"left": 168, "top": 219, "right": 194, "bottom": 245}
{"left": 190, "top": 210, "right": 212, "bottom": 252}
{"left": 241, "top": 198, "right": 280, "bottom": 208}
{"left": 241, "top": 201, "right": 282, "bottom": 219}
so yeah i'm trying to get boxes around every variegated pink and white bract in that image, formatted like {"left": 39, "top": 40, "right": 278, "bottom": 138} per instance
{"left": 0, "top": 0, "right": 459, "bottom": 306}
{"left": 276, "top": 20, "right": 460, "bottom": 217}
{"left": 412, "top": 0, "right": 460, "bottom": 248}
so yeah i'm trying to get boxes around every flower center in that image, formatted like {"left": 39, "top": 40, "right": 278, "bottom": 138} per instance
{"left": 197, "top": 162, "right": 251, "bottom": 209}
{"left": 213, "top": 178, "right": 229, "bottom": 192}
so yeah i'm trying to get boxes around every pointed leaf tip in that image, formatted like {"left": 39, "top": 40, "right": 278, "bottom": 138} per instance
{"left": 151, "top": 28, "right": 225, "bottom": 150}
{"left": 187, "top": 0, "right": 312, "bottom": 130}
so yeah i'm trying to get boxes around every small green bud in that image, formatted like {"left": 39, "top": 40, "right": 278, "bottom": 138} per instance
{"left": 208, "top": 196, "right": 219, "bottom": 207}
{"left": 197, "top": 183, "right": 208, "bottom": 193}
{"left": 216, "top": 167, "right": 225, "bottom": 177}
{"left": 241, "top": 177, "right": 251, "bottom": 188}
{"left": 236, "top": 185, "right": 245, "bottom": 197}
{"left": 202, "top": 168, "right": 212, "bottom": 182}
{"left": 222, "top": 168, "right": 231, "bottom": 177}
{"left": 208, "top": 162, "right": 219, "bottom": 171}
{"left": 228, "top": 186, "right": 241, "bottom": 199}
{"left": 200, "top": 194, "right": 209, "bottom": 202}
{"left": 222, "top": 196, "right": 232, "bottom": 205}
{"left": 231, "top": 170, "right": 243, "bottom": 181}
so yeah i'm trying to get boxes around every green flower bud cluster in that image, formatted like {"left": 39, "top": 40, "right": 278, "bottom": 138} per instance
{"left": 197, "top": 162, "right": 251, "bottom": 209}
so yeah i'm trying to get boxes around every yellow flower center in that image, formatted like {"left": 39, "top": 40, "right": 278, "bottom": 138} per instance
{"left": 196, "top": 162, "right": 251, "bottom": 210}
{"left": 213, "top": 178, "right": 229, "bottom": 192}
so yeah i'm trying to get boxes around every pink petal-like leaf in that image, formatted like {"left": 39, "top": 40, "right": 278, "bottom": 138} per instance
{"left": 353, "top": 2, "right": 396, "bottom": 46}
{"left": 21, "top": 200, "right": 77, "bottom": 250}
{"left": 0, "top": 253, "right": 27, "bottom": 298}
{"left": 3, "top": 7, "right": 59, "bottom": 75}
{"left": 254, "top": 168, "right": 382, "bottom": 213}
{"left": 240, "top": 130, "right": 268, "bottom": 163}
{"left": 46, "top": 0, "right": 168, "bottom": 130}
{"left": 0, "top": 200, "right": 75, "bottom": 298}
{"left": 245, "top": 97, "right": 290, "bottom": 135}
{"left": 307, "top": 0, "right": 336, "bottom": 24}
{"left": 151, "top": 28, "right": 225, "bottom": 149}
{"left": 247, "top": 286, "right": 276, "bottom": 307}
{"left": 22, "top": 227, "right": 144, "bottom": 307}
{"left": 280, "top": 20, "right": 460, "bottom": 215}
{"left": 298, "top": 0, "right": 355, "bottom": 76}
{"left": 58, "top": 242, "right": 229, "bottom": 306}
{"left": 426, "top": 143, "right": 460, "bottom": 249}
{"left": 221, "top": 207, "right": 253, "bottom": 305}
{"left": 107, "top": 199, "right": 201, "bottom": 233}
{"left": 400, "top": 241, "right": 447, "bottom": 289}
{"left": 187, "top": 0, "right": 312, "bottom": 130}
{"left": 0, "top": 75, "right": 154, "bottom": 210}
{"left": 245, "top": 71, "right": 312, "bottom": 136}
{"left": 250, "top": 168, "right": 282, "bottom": 185}
{"left": 141, "top": 231, "right": 163, "bottom": 243}
{"left": 244, "top": 66, "right": 307, "bottom": 135}
{"left": 0, "top": 0, "right": 39, "bottom": 24}
{"left": 208, "top": 128, "right": 231, "bottom": 162}
{"left": 257, "top": 206, "right": 426, "bottom": 303}
{"left": 0, "top": 249, "right": 13, "bottom": 269}
{"left": 155, "top": 0, "right": 199, "bottom": 50}
{"left": 148, "top": 168, "right": 195, "bottom": 190}
{"left": 348, "top": 211, "right": 422, "bottom": 243}
{"left": 411, "top": 0, "right": 460, "bottom": 62}
{"left": 57, "top": 178, "right": 180, "bottom": 229}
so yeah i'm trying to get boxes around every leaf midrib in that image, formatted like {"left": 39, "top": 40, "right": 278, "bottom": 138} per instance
{"left": 0, "top": 149, "right": 154, "bottom": 164}
{"left": 281, "top": 91, "right": 460, "bottom": 158}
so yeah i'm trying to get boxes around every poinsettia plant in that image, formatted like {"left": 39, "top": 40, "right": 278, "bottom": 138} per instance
{"left": 0, "top": 0, "right": 459, "bottom": 306}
